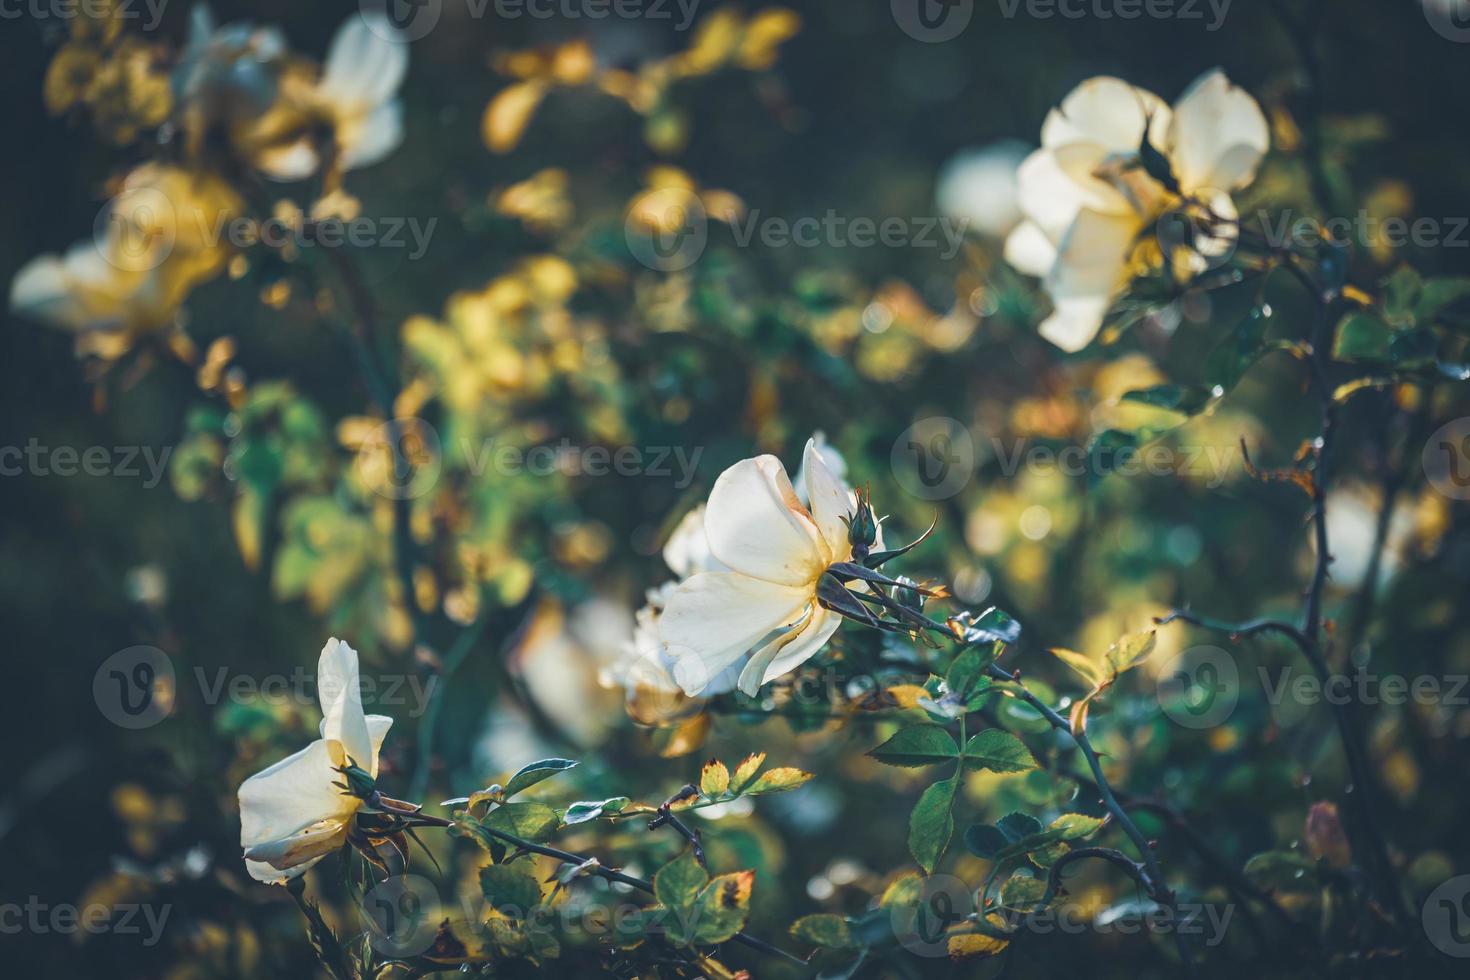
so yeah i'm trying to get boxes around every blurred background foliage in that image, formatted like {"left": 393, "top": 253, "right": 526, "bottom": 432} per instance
{"left": 3, "top": 0, "right": 1470, "bottom": 976}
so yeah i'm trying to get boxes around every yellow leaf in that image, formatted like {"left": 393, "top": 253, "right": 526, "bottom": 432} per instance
{"left": 657, "top": 712, "right": 710, "bottom": 758}
{"left": 700, "top": 758, "right": 730, "bottom": 797}
{"left": 736, "top": 8, "right": 801, "bottom": 70}
{"left": 1104, "top": 628, "right": 1157, "bottom": 675}
{"left": 483, "top": 81, "right": 547, "bottom": 154}
{"left": 884, "top": 684, "right": 931, "bottom": 709}
{"left": 730, "top": 752, "right": 765, "bottom": 792}
{"left": 948, "top": 933, "right": 1009, "bottom": 961}
{"left": 743, "top": 767, "right": 812, "bottom": 795}
{"left": 1049, "top": 648, "right": 1104, "bottom": 688}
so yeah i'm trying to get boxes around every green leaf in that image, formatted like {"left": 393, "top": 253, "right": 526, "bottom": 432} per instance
{"left": 485, "top": 802, "right": 560, "bottom": 844}
{"left": 690, "top": 870, "right": 755, "bottom": 944}
{"left": 1120, "top": 384, "right": 1215, "bottom": 416}
{"left": 1390, "top": 327, "right": 1438, "bottom": 367}
{"left": 962, "top": 730, "right": 1037, "bottom": 773}
{"left": 791, "top": 913, "right": 858, "bottom": 949}
{"left": 479, "top": 865, "right": 542, "bottom": 917}
{"left": 1332, "top": 311, "right": 1393, "bottom": 362}
{"left": 1416, "top": 276, "right": 1470, "bottom": 324}
{"left": 503, "top": 759, "right": 578, "bottom": 799}
{"left": 869, "top": 725, "right": 960, "bottom": 767}
{"left": 999, "top": 874, "right": 1047, "bottom": 911}
{"left": 908, "top": 777, "right": 958, "bottom": 874}
{"left": 562, "top": 797, "right": 629, "bottom": 825}
{"left": 946, "top": 647, "right": 990, "bottom": 699}
{"left": 963, "top": 824, "right": 1011, "bottom": 859}
{"left": 1243, "top": 850, "right": 1319, "bottom": 893}
{"left": 1206, "top": 305, "right": 1274, "bottom": 391}
{"left": 997, "top": 812, "right": 1043, "bottom": 841}
{"left": 1382, "top": 265, "right": 1423, "bottom": 327}
{"left": 654, "top": 850, "right": 708, "bottom": 913}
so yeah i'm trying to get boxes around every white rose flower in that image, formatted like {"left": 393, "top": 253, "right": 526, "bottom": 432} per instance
{"left": 1005, "top": 69, "right": 1269, "bottom": 352}
{"left": 258, "top": 14, "right": 408, "bottom": 180}
{"left": 238, "top": 638, "right": 391, "bottom": 884}
{"left": 658, "top": 438, "right": 858, "bottom": 697}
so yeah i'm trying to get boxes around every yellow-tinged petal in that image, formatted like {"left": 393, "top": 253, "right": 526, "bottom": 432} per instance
{"left": 658, "top": 572, "right": 811, "bottom": 695}
{"left": 238, "top": 738, "right": 357, "bottom": 851}
{"left": 1167, "top": 68, "right": 1269, "bottom": 194}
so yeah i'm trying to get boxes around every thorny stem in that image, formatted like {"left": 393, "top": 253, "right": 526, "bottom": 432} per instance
{"left": 870, "top": 594, "right": 1194, "bottom": 965}
{"left": 405, "top": 810, "right": 806, "bottom": 966}
{"left": 1161, "top": 257, "right": 1408, "bottom": 929}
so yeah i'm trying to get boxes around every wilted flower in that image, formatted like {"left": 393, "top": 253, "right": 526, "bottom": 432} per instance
{"left": 658, "top": 438, "right": 857, "bottom": 696}
{"left": 237, "top": 638, "right": 391, "bottom": 884}
{"left": 1005, "top": 69, "right": 1268, "bottom": 351}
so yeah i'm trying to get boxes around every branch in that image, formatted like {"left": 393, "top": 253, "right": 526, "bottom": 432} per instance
{"left": 410, "top": 811, "right": 805, "bottom": 967}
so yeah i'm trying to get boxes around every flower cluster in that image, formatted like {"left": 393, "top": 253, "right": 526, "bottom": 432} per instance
{"left": 1005, "top": 69, "right": 1269, "bottom": 351}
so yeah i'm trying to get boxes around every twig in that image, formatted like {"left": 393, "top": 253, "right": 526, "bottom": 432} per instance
{"left": 411, "top": 810, "right": 805, "bottom": 966}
